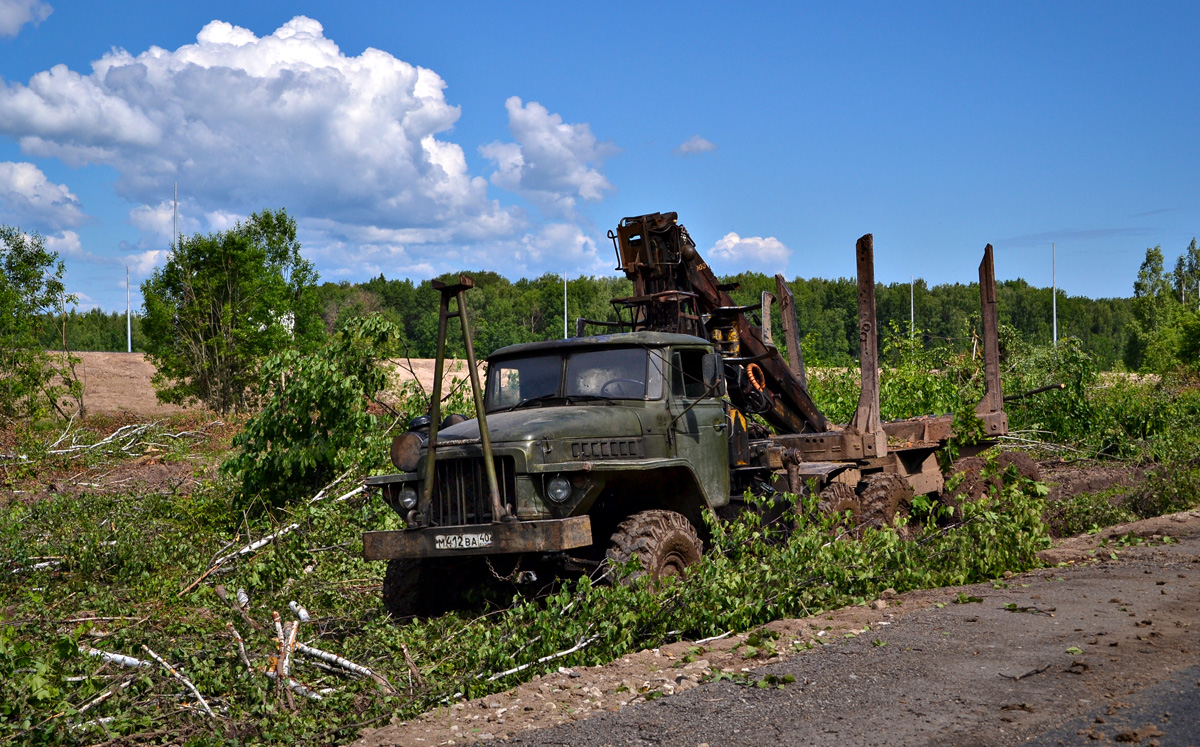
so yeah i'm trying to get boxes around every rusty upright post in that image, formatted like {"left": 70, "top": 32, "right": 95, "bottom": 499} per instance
{"left": 975, "top": 245, "right": 1008, "bottom": 437}
{"left": 423, "top": 276, "right": 505, "bottom": 525}
{"left": 849, "top": 234, "right": 886, "bottom": 457}
{"left": 451, "top": 282, "right": 507, "bottom": 523}
{"left": 774, "top": 273, "right": 807, "bottom": 389}
{"left": 421, "top": 285, "right": 453, "bottom": 521}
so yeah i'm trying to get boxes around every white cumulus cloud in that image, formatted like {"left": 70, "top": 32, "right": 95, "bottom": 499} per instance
{"left": 481, "top": 96, "right": 616, "bottom": 218}
{"left": 0, "top": 16, "right": 516, "bottom": 243}
{"left": 675, "top": 135, "right": 717, "bottom": 156}
{"left": 515, "top": 222, "right": 605, "bottom": 274}
{"left": 0, "top": 0, "right": 51, "bottom": 37}
{"left": 709, "top": 232, "right": 791, "bottom": 271}
{"left": 0, "top": 161, "right": 85, "bottom": 229}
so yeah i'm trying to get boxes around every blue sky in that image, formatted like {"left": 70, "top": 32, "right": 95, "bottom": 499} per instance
{"left": 1, "top": 1, "right": 1197, "bottom": 311}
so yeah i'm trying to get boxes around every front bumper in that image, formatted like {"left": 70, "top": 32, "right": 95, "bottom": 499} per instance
{"left": 362, "top": 516, "right": 593, "bottom": 560}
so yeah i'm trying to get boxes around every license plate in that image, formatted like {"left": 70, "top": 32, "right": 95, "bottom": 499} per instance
{"left": 434, "top": 531, "right": 493, "bottom": 550}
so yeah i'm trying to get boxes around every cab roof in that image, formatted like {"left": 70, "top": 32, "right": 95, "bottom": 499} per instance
{"left": 488, "top": 331, "right": 711, "bottom": 360}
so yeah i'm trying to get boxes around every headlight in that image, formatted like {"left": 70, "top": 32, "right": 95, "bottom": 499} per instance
{"left": 398, "top": 487, "right": 418, "bottom": 511}
{"left": 390, "top": 432, "right": 422, "bottom": 472}
{"left": 546, "top": 475, "right": 572, "bottom": 503}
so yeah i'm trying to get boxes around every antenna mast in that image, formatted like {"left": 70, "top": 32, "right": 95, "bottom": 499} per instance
{"left": 1052, "top": 242, "right": 1057, "bottom": 347}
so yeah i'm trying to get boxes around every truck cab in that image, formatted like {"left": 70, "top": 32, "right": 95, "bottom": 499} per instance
{"left": 363, "top": 332, "right": 729, "bottom": 614}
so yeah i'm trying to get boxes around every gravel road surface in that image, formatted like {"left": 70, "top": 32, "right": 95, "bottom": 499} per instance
{"left": 508, "top": 527, "right": 1199, "bottom": 746}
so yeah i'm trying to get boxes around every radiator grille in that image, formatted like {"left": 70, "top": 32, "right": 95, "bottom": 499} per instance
{"left": 570, "top": 438, "right": 645, "bottom": 460}
{"left": 431, "top": 456, "right": 515, "bottom": 526}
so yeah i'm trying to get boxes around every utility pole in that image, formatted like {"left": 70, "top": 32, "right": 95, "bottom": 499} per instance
{"left": 1052, "top": 242, "right": 1058, "bottom": 347}
{"left": 562, "top": 274, "right": 568, "bottom": 339}
{"left": 173, "top": 182, "right": 178, "bottom": 250}
{"left": 909, "top": 275, "right": 914, "bottom": 339}
{"left": 126, "top": 265, "right": 131, "bottom": 353}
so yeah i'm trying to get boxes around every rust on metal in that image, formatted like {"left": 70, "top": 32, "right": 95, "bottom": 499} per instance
{"left": 774, "top": 273, "right": 807, "bottom": 389}
{"left": 363, "top": 516, "right": 593, "bottom": 560}
{"left": 423, "top": 275, "right": 506, "bottom": 526}
{"left": 848, "top": 234, "right": 886, "bottom": 457}
{"left": 975, "top": 244, "right": 1009, "bottom": 437}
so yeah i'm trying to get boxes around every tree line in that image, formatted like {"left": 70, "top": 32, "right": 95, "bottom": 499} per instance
{"left": 41, "top": 252, "right": 1135, "bottom": 367}
{"left": 5, "top": 208, "right": 1198, "bottom": 416}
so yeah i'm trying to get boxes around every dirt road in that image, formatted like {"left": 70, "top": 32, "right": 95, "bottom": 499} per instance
{"left": 355, "top": 511, "right": 1200, "bottom": 746}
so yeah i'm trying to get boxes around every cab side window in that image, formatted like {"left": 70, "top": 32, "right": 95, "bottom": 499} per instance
{"left": 671, "top": 349, "right": 708, "bottom": 398}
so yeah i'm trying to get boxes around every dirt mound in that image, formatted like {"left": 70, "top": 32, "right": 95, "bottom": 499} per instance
{"left": 1040, "top": 461, "right": 1142, "bottom": 504}
{"left": 943, "top": 450, "right": 1043, "bottom": 505}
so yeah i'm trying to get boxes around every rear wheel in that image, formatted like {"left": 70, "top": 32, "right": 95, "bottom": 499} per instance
{"left": 857, "top": 472, "right": 914, "bottom": 531}
{"left": 817, "top": 481, "right": 860, "bottom": 517}
{"left": 605, "top": 510, "right": 703, "bottom": 585}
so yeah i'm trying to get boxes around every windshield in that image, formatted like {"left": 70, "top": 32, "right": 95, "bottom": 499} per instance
{"left": 485, "top": 347, "right": 663, "bottom": 411}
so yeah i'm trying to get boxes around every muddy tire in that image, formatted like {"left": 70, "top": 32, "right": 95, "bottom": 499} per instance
{"left": 606, "top": 510, "right": 703, "bottom": 585}
{"left": 818, "top": 481, "right": 860, "bottom": 517}
{"left": 857, "top": 472, "right": 914, "bottom": 530}
{"left": 383, "top": 557, "right": 477, "bottom": 619}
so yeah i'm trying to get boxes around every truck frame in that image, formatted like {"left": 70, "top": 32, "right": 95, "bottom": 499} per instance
{"left": 364, "top": 212, "right": 1008, "bottom": 617}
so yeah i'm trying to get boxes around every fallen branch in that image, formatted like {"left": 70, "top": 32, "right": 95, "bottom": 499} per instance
{"left": 307, "top": 470, "right": 353, "bottom": 504}
{"left": 483, "top": 632, "right": 600, "bottom": 682}
{"left": 77, "top": 676, "right": 136, "bottom": 715}
{"left": 289, "top": 601, "right": 311, "bottom": 623}
{"left": 263, "top": 670, "right": 325, "bottom": 701}
{"left": 180, "top": 523, "right": 300, "bottom": 596}
{"left": 215, "top": 585, "right": 262, "bottom": 631}
{"left": 998, "top": 663, "right": 1051, "bottom": 681}
{"left": 215, "top": 523, "right": 300, "bottom": 567}
{"left": 81, "top": 647, "right": 152, "bottom": 669}
{"left": 142, "top": 645, "right": 216, "bottom": 718}
{"left": 400, "top": 641, "right": 424, "bottom": 691}
{"left": 273, "top": 614, "right": 295, "bottom": 710}
{"left": 227, "top": 623, "right": 254, "bottom": 674}
{"left": 48, "top": 423, "right": 155, "bottom": 456}
{"left": 295, "top": 642, "right": 397, "bottom": 694}
{"left": 694, "top": 630, "right": 733, "bottom": 646}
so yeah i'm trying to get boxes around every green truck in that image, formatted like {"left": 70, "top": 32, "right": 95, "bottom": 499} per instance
{"left": 364, "top": 212, "right": 1009, "bottom": 617}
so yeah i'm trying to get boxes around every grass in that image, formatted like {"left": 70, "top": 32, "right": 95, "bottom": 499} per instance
{"left": 2, "top": 359, "right": 1200, "bottom": 745}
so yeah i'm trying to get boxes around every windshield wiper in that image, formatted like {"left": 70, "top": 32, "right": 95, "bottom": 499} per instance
{"left": 498, "top": 393, "right": 611, "bottom": 412}
{"left": 503, "top": 394, "right": 565, "bottom": 411}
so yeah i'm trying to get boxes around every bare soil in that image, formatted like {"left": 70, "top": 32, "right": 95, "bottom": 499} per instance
{"left": 69, "top": 353, "right": 477, "bottom": 417}
{"left": 353, "top": 509, "right": 1200, "bottom": 746}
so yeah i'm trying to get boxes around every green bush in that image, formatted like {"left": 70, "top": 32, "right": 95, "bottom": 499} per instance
{"left": 1045, "top": 490, "right": 1137, "bottom": 537}
{"left": 223, "top": 315, "right": 403, "bottom": 512}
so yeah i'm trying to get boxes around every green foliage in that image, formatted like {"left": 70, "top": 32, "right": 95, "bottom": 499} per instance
{"left": 1125, "top": 241, "right": 1200, "bottom": 373}
{"left": 0, "top": 448, "right": 1050, "bottom": 744}
{"left": 140, "top": 208, "right": 321, "bottom": 414}
{"left": 1126, "top": 446, "right": 1200, "bottom": 519}
{"left": 1003, "top": 336, "right": 1100, "bottom": 446}
{"left": 1044, "top": 489, "right": 1137, "bottom": 537}
{"left": 807, "top": 323, "right": 982, "bottom": 425}
{"left": 224, "top": 315, "right": 404, "bottom": 511}
{"left": 0, "top": 226, "right": 80, "bottom": 421}
{"left": 37, "top": 307, "right": 145, "bottom": 352}
{"left": 312, "top": 268, "right": 1133, "bottom": 369}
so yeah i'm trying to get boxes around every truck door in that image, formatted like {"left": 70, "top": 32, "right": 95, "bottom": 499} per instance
{"left": 669, "top": 348, "right": 730, "bottom": 507}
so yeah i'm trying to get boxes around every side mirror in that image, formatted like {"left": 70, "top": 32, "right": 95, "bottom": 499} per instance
{"left": 701, "top": 353, "right": 725, "bottom": 396}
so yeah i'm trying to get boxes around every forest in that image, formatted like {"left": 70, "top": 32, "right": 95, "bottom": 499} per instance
{"left": 40, "top": 270, "right": 1135, "bottom": 367}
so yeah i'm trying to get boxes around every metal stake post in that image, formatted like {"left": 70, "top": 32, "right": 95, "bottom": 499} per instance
{"left": 422, "top": 276, "right": 505, "bottom": 525}
{"left": 849, "top": 234, "right": 886, "bottom": 457}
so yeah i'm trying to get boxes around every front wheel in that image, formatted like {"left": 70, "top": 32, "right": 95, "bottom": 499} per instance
{"left": 382, "top": 557, "right": 484, "bottom": 619}
{"left": 605, "top": 509, "right": 703, "bottom": 585}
